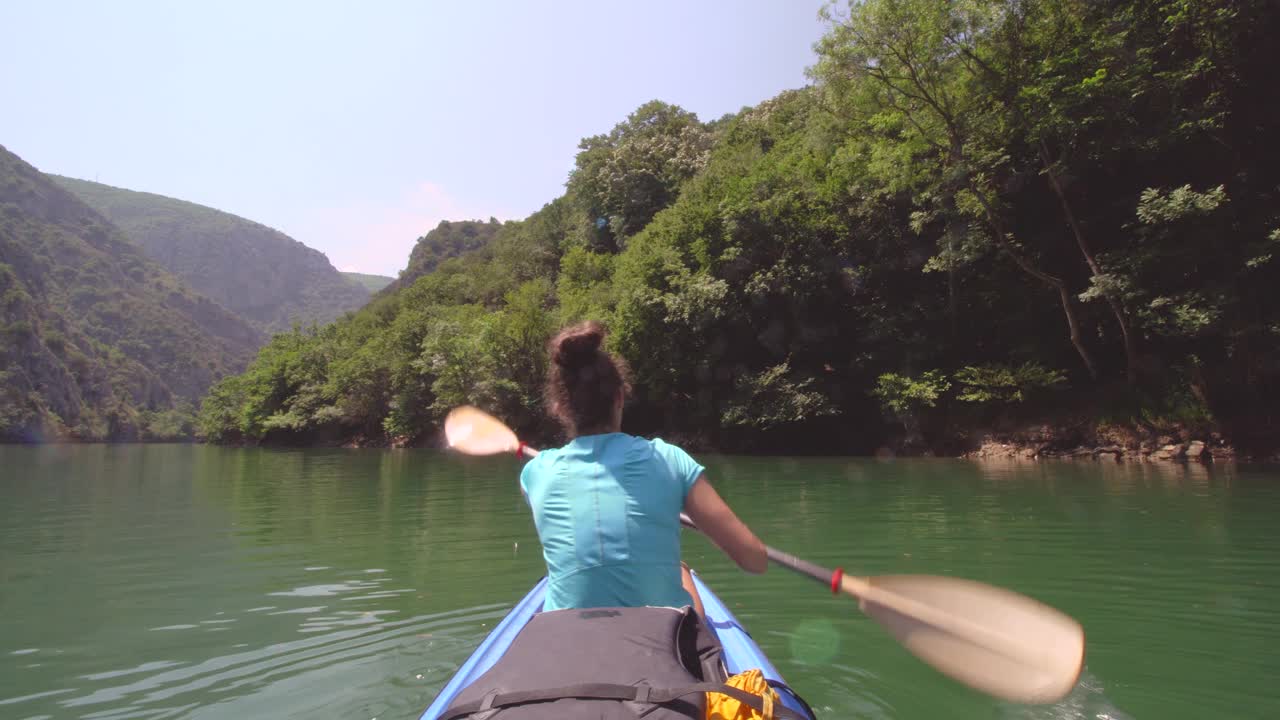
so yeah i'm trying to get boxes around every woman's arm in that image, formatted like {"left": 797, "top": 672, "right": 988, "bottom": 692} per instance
{"left": 683, "top": 475, "right": 768, "bottom": 574}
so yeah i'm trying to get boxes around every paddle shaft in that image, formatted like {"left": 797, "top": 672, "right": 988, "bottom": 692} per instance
{"left": 678, "top": 512, "right": 835, "bottom": 584}
{"left": 678, "top": 513, "right": 1046, "bottom": 665}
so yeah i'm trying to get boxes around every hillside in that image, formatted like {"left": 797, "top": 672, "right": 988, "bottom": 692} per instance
{"left": 52, "top": 176, "right": 370, "bottom": 333}
{"left": 342, "top": 272, "right": 394, "bottom": 293}
{"left": 379, "top": 219, "right": 504, "bottom": 296}
{"left": 0, "top": 144, "right": 263, "bottom": 441}
{"left": 201, "top": 1, "right": 1279, "bottom": 455}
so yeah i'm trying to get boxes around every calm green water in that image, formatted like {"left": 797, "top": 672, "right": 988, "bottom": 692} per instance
{"left": 2, "top": 446, "right": 1278, "bottom": 720}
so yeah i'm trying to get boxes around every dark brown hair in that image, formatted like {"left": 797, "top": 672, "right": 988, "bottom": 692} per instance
{"left": 545, "top": 321, "right": 631, "bottom": 436}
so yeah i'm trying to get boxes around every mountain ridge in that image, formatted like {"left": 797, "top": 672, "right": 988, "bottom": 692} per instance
{"left": 1, "top": 144, "right": 262, "bottom": 441}
{"left": 52, "top": 175, "right": 371, "bottom": 333}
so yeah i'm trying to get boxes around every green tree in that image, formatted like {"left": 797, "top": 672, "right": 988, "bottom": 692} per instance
{"left": 813, "top": 0, "right": 1101, "bottom": 378}
{"left": 569, "top": 101, "right": 713, "bottom": 249}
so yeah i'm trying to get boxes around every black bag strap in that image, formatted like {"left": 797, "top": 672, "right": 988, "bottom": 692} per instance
{"left": 439, "top": 680, "right": 807, "bottom": 720}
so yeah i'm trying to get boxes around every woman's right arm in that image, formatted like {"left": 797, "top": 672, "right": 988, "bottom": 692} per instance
{"left": 683, "top": 475, "right": 768, "bottom": 574}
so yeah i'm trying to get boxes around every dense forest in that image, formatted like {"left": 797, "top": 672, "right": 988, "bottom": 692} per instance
{"left": 52, "top": 176, "right": 372, "bottom": 333}
{"left": 200, "top": 0, "right": 1279, "bottom": 456}
{"left": 0, "top": 145, "right": 262, "bottom": 442}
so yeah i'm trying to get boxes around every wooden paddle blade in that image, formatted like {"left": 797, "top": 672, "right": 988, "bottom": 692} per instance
{"left": 850, "top": 575, "right": 1084, "bottom": 705}
{"left": 444, "top": 406, "right": 519, "bottom": 456}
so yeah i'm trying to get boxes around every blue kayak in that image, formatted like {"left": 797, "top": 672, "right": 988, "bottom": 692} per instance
{"left": 420, "top": 572, "right": 816, "bottom": 719}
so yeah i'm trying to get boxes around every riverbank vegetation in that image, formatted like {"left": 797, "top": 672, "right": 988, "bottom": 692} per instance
{"left": 199, "top": 0, "right": 1280, "bottom": 456}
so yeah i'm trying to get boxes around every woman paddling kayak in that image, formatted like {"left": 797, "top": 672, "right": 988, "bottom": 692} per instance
{"left": 521, "top": 320, "right": 768, "bottom": 614}
{"left": 437, "top": 353, "right": 1087, "bottom": 716}
{"left": 428, "top": 329, "right": 814, "bottom": 719}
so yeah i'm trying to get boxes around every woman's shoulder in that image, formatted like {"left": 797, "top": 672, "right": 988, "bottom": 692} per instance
{"left": 643, "top": 437, "right": 704, "bottom": 488}
{"left": 545, "top": 434, "right": 692, "bottom": 466}
{"left": 645, "top": 436, "right": 694, "bottom": 460}
{"left": 619, "top": 436, "right": 696, "bottom": 474}
{"left": 621, "top": 433, "right": 692, "bottom": 456}
{"left": 521, "top": 444, "right": 563, "bottom": 477}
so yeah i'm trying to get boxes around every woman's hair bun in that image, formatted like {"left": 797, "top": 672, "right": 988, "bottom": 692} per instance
{"left": 551, "top": 321, "right": 606, "bottom": 369}
{"left": 544, "top": 320, "right": 631, "bottom": 434}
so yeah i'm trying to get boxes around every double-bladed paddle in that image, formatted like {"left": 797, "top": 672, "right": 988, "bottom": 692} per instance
{"left": 442, "top": 405, "right": 1085, "bottom": 705}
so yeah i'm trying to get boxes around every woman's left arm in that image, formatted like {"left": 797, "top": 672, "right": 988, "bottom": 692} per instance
{"left": 683, "top": 475, "right": 768, "bottom": 574}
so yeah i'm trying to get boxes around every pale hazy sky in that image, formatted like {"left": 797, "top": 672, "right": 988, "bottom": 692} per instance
{"left": 0, "top": 1, "right": 829, "bottom": 275}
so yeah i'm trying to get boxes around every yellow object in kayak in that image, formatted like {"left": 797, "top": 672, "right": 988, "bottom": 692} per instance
{"left": 707, "top": 668, "right": 779, "bottom": 720}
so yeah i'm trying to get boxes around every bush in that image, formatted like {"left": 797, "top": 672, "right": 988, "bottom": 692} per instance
{"left": 872, "top": 371, "right": 950, "bottom": 415}
{"left": 954, "top": 363, "right": 1066, "bottom": 404}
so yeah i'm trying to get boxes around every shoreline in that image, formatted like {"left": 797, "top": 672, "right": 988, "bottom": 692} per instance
{"left": 962, "top": 438, "right": 1245, "bottom": 463}
{"left": 5, "top": 435, "right": 1279, "bottom": 464}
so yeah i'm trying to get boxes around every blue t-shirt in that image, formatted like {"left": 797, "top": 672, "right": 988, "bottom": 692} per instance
{"left": 519, "top": 433, "right": 705, "bottom": 611}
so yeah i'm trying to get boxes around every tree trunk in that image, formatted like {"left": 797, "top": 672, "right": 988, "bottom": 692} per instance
{"left": 1039, "top": 140, "right": 1140, "bottom": 384}
{"left": 969, "top": 180, "right": 1099, "bottom": 379}
{"left": 943, "top": 194, "right": 962, "bottom": 339}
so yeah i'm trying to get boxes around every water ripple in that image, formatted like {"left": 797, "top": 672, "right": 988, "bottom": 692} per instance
{"left": 47, "top": 601, "right": 510, "bottom": 714}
